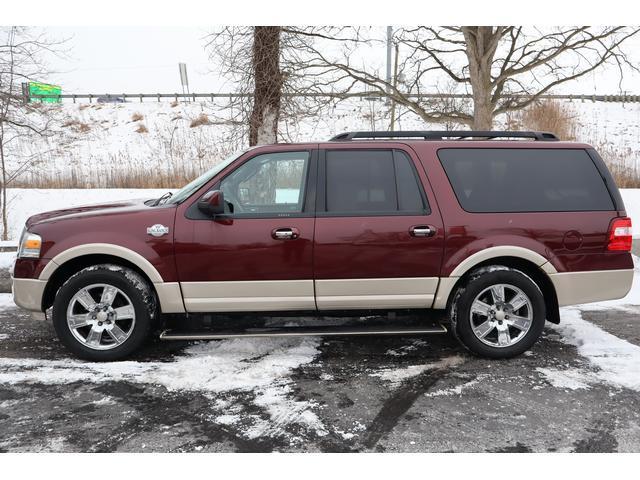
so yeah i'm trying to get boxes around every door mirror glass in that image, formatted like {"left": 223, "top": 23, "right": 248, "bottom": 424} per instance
{"left": 198, "top": 190, "right": 225, "bottom": 216}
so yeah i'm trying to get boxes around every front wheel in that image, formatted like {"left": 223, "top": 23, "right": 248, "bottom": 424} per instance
{"left": 449, "top": 267, "right": 546, "bottom": 359}
{"left": 52, "top": 264, "right": 156, "bottom": 361}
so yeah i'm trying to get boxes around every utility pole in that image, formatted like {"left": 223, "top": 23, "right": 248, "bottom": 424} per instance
{"left": 386, "top": 26, "right": 393, "bottom": 96}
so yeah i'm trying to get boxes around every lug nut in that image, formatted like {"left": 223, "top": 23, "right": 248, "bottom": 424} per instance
{"left": 98, "top": 321, "right": 103, "bottom": 326}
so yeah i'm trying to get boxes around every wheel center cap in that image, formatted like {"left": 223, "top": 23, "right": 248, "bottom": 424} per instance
{"left": 96, "top": 311, "right": 108, "bottom": 322}
{"left": 494, "top": 310, "right": 506, "bottom": 321}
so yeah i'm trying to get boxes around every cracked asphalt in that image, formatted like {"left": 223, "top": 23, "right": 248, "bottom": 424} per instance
{"left": 1, "top": 298, "right": 639, "bottom": 453}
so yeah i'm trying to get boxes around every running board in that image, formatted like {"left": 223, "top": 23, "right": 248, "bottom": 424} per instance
{"left": 159, "top": 323, "right": 447, "bottom": 341}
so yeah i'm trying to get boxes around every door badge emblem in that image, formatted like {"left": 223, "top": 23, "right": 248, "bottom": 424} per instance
{"left": 147, "top": 224, "right": 169, "bottom": 237}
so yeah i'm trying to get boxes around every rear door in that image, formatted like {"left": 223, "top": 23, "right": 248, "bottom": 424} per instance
{"left": 313, "top": 145, "right": 445, "bottom": 310}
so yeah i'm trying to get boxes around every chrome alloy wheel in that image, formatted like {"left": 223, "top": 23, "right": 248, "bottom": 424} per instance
{"left": 66, "top": 283, "right": 136, "bottom": 351}
{"left": 469, "top": 283, "right": 533, "bottom": 348}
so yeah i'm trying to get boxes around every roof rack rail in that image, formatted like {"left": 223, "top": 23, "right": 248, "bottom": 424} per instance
{"left": 329, "top": 131, "right": 559, "bottom": 142}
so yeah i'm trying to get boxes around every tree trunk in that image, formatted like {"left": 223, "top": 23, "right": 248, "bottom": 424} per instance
{"left": 462, "top": 27, "right": 501, "bottom": 130}
{"left": 249, "top": 26, "right": 282, "bottom": 146}
{"left": 0, "top": 127, "right": 8, "bottom": 241}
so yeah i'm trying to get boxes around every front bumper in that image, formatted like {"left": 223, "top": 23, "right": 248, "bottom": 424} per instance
{"left": 12, "top": 277, "right": 46, "bottom": 312}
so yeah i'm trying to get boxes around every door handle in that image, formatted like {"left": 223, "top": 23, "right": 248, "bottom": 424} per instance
{"left": 272, "top": 227, "right": 300, "bottom": 240}
{"left": 410, "top": 225, "right": 436, "bottom": 237}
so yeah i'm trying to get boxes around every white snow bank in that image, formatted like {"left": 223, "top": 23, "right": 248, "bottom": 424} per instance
{"left": 4, "top": 188, "right": 168, "bottom": 240}
{"left": 0, "top": 293, "right": 15, "bottom": 311}
{"left": 0, "top": 336, "right": 325, "bottom": 439}
{"left": 0, "top": 252, "right": 15, "bottom": 270}
{"left": 551, "top": 308, "right": 640, "bottom": 392}
{"left": 620, "top": 189, "right": 640, "bottom": 238}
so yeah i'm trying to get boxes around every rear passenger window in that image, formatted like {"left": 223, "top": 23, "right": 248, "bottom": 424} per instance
{"left": 325, "top": 150, "right": 428, "bottom": 214}
{"left": 438, "top": 148, "right": 614, "bottom": 213}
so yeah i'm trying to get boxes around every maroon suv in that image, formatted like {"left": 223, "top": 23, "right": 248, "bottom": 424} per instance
{"left": 11, "top": 131, "right": 634, "bottom": 361}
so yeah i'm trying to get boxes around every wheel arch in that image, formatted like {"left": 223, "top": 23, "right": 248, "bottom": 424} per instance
{"left": 439, "top": 255, "right": 560, "bottom": 324}
{"left": 41, "top": 253, "right": 157, "bottom": 312}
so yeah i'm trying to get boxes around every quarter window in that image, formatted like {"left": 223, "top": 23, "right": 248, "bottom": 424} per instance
{"left": 438, "top": 148, "right": 614, "bottom": 213}
{"left": 220, "top": 151, "right": 309, "bottom": 215}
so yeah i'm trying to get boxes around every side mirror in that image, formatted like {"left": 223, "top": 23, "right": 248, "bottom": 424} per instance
{"left": 198, "top": 190, "right": 225, "bottom": 216}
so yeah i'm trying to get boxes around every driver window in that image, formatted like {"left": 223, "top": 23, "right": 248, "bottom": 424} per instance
{"left": 219, "top": 151, "right": 310, "bottom": 215}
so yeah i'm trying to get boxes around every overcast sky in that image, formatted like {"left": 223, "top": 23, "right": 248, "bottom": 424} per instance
{"left": 44, "top": 26, "right": 640, "bottom": 95}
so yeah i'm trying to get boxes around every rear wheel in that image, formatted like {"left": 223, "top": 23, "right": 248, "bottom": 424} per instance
{"left": 52, "top": 265, "right": 156, "bottom": 361}
{"left": 450, "top": 267, "right": 546, "bottom": 358}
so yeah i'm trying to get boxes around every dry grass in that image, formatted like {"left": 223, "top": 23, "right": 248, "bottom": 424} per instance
{"left": 61, "top": 119, "right": 91, "bottom": 133}
{"left": 135, "top": 123, "right": 148, "bottom": 134}
{"left": 513, "top": 100, "right": 577, "bottom": 140}
{"left": 131, "top": 112, "right": 144, "bottom": 122}
{"left": 190, "top": 113, "right": 211, "bottom": 128}
{"left": 12, "top": 162, "right": 207, "bottom": 189}
{"left": 595, "top": 143, "right": 640, "bottom": 188}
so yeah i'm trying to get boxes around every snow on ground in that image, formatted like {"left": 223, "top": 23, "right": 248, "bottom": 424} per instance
{"left": 0, "top": 252, "right": 16, "bottom": 270}
{"left": 370, "top": 355, "right": 464, "bottom": 386}
{"left": 546, "top": 308, "right": 640, "bottom": 392}
{"left": 0, "top": 293, "right": 16, "bottom": 311}
{"left": 0, "top": 334, "right": 326, "bottom": 440}
{"left": 4, "top": 188, "right": 167, "bottom": 240}
{"left": 621, "top": 189, "right": 640, "bottom": 237}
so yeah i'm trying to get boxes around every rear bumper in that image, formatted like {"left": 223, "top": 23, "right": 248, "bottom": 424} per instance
{"left": 549, "top": 269, "right": 634, "bottom": 307}
{"left": 11, "top": 278, "right": 46, "bottom": 312}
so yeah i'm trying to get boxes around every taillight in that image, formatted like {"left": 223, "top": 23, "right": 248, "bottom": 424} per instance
{"left": 607, "top": 217, "right": 633, "bottom": 251}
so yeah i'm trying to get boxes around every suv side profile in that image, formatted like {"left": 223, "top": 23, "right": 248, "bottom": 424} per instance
{"left": 11, "top": 131, "right": 634, "bottom": 361}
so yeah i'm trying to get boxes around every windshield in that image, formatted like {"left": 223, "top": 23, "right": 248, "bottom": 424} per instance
{"left": 167, "top": 149, "right": 249, "bottom": 204}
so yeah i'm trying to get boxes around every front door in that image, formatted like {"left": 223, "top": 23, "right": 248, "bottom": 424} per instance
{"left": 174, "top": 148, "right": 317, "bottom": 312}
{"left": 313, "top": 146, "right": 444, "bottom": 310}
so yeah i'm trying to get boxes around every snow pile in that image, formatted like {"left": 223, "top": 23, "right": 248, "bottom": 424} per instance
{"left": 548, "top": 308, "right": 640, "bottom": 392}
{"left": 621, "top": 189, "right": 640, "bottom": 236}
{"left": 0, "top": 335, "right": 326, "bottom": 440}
{"left": 0, "top": 293, "right": 16, "bottom": 311}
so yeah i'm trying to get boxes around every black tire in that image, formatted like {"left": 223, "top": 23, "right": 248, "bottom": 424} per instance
{"left": 52, "top": 264, "right": 156, "bottom": 361}
{"left": 449, "top": 267, "right": 546, "bottom": 359}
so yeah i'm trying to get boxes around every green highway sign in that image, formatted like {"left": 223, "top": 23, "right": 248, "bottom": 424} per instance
{"left": 28, "top": 82, "right": 61, "bottom": 103}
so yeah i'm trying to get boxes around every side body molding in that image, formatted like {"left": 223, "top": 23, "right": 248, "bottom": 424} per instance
{"left": 432, "top": 246, "right": 557, "bottom": 309}
{"left": 39, "top": 243, "right": 185, "bottom": 313}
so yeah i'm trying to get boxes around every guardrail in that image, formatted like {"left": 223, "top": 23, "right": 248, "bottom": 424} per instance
{"left": 25, "top": 92, "right": 640, "bottom": 104}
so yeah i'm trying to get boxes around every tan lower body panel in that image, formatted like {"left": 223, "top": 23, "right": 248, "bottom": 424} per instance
{"left": 315, "top": 277, "right": 438, "bottom": 310}
{"left": 11, "top": 278, "right": 47, "bottom": 312}
{"left": 432, "top": 277, "right": 459, "bottom": 310}
{"left": 550, "top": 269, "right": 634, "bottom": 307}
{"left": 154, "top": 282, "right": 185, "bottom": 313}
{"left": 180, "top": 280, "right": 315, "bottom": 312}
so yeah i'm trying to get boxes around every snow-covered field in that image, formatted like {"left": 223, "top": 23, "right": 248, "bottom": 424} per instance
{"left": 6, "top": 99, "right": 640, "bottom": 188}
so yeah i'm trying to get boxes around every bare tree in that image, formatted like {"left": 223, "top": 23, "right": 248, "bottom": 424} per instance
{"left": 249, "top": 26, "right": 282, "bottom": 145}
{"left": 0, "top": 27, "right": 63, "bottom": 239}
{"left": 296, "top": 26, "right": 640, "bottom": 129}
{"left": 205, "top": 26, "right": 360, "bottom": 145}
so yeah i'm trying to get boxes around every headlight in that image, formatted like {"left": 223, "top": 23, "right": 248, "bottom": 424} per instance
{"left": 18, "top": 230, "right": 42, "bottom": 258}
